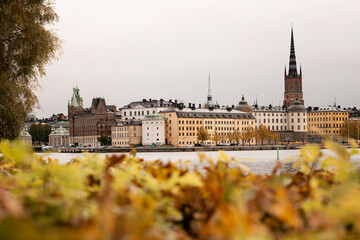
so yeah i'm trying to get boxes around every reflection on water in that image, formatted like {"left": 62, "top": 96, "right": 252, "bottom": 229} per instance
{"left": 37, "top": 148, "right": 360, "bottom": 175}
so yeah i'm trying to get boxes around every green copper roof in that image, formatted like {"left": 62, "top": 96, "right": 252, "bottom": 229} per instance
{"left": 20, "top": 130, "right": 31, "bottom": 137}
{"left": 49, "top": 126, "right": 69, "bottom": 136}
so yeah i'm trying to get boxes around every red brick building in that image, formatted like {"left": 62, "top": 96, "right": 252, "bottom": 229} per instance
{"left": 68, "top": 87, "right": 116, "bottom": 146}
{"left": 283, "top": 27, "right": 304, "bottom": 107}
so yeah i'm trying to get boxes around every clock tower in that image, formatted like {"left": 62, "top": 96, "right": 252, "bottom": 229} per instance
{"left": 283, "top": 27, "right": 304, "bottom": 107}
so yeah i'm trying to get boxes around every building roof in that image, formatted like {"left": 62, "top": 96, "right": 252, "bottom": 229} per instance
{"left": 120, "top": 99, "right": 176, "bottom": 109}
{"left": 119, "top": 120, "right": 142, "bottom": 126}
{"left": 20, "top": 130, "right": 31, "bottom": 137}
{"left": 49, "top": 126, "right": 69, "bottom": 136}
{"left": 159, "top": 107, "right": 255, "bottom": 119}
{"left": 288, "top": 100, "right": 306, "bottom": 112}
{"left": 143, "top": 114, "right": 165, "bottom": 120}
{"left": 252, "top": 106, "right": 286, "bottom": 112}
{"left": 308, "top": 104, "right": 349, "bottom": 113}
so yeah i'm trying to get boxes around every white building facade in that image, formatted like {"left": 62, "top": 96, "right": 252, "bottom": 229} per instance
{"left": 142, "top": 115, "right": 166, "bottom": 146}
{"left": 119, "top": 99, "right": 176, "bottom": 121}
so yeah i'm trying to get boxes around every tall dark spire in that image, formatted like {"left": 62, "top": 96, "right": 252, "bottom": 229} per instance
{"left": 288, "top": 26, "right": 298, "bottom": 77}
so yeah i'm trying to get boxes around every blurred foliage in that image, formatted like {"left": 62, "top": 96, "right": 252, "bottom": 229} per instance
{"left": 0, "top": 140, "right": 360, "bottom": 239}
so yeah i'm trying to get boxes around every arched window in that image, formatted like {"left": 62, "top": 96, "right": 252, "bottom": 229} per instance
{"left": 295, "top": 81, "right": 298, "bottom": 92}
{"left": 287, "top": 81, "right": 290, "bottom": 92}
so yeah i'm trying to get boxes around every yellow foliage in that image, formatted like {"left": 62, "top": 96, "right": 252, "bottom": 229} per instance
{"left": 0, "top": 140, "right": 360, "bottom": 239}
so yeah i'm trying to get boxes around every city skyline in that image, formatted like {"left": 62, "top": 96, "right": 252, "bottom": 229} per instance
{"left": 36, "top": 0, "right": 360, "bottom": 118}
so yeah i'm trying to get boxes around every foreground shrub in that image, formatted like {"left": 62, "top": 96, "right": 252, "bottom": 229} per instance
{"left": 0, "top": 140, "right": 360, "bottom": 239}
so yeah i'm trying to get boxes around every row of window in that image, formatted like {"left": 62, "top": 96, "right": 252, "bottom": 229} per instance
{"left": 310, "top": 112, "right": 347, "bottom": 116}
{"left": 308, "top": 117, "right": 347, "bottom": 121}
{"left": 123, "top": 110, "right": 156, "bottom": 116}
{"left": 254, "top": 112, "right": 306, "bottom": 117}
{"left": 308, "top": 123, "right": 345, "bottom": 128}
{"left": 309, "top": 130, "right": 340, "bottom": 134}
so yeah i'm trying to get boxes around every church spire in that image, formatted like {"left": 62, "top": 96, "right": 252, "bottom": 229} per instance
{"left": 289, "top": 25, "right": 298, "bottom": 77}
{"left": 207, "top": 72, "right": 212, "bottom": 101}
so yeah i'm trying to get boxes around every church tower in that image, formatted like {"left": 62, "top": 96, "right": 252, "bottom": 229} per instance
{"left": 283, "top": 26, "right": 304, "bottom": 107}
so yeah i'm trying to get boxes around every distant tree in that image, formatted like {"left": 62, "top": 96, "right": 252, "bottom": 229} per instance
{"left": 28, "top": 123, "right": 52, "bottom": 145}
{"left": 229, "top": 130, "right": 241, "bottom": 145}
{"left": 0, "top": 0, "right": 61, "bottom": 140}
{"left": 340, "top": 121, "right": 360, "bottom": 142}
{"left": 257, "top": 124, "right": 269, "bottom": 146}
{"left": 243, "top": 126, "right": 255, "bottom": 146}
{"left": 212, "top": 132, "right": 222, "bottom": 145}
{"left": 269, "top": 131, "right": 280, "bottom": 145}
{"left": 197, "top": 127, "right": 210, "bottom": 146}
{"left": 98, "top": 135, "right": 111, "bottom": 146}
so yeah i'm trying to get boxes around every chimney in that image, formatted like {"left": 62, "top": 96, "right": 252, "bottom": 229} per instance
{"left": 160, "top": 99, "right": 164, "bottom": 107}
{"left": 199, "top": 104, "right": 202, "bottom": 108}
{"left": 175, "top": 100, "right": 178, "bottom": 105}
{"left": 191, "top": 104, "right": 195, "bottom": 110}
{"left": 169, "top": 99, "right": 172, "bottom": 103}
{"left": 143, "top": 99, "right": 146, "bottom": 102}
{"left": 209, "top": 106, "right": 214, "bottom": 111}
{"left": 226, "top": 107, "right": 232, "bottom": 112}
{"left": 232, "top": 105, "right": 234, "bottom": 109}
{"left": 188, "top": 103, "right": 192, "bottom": 108}
{"left": 149, "top": 98, "right": 152, "bottom": 101}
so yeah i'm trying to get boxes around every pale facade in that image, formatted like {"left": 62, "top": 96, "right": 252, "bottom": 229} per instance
{"left": 142, "top": 115, "right": 166, "bottom": 146}
{"left": 49, "top": 126, "right": 70, "bottom": 146}
{"left": 159, "top": 108, "right": 256, "bottom": 147}
{"left": 111, "top": 120, "right": 142, "bottom": 147}
{"left": 120, "top": 99, "right": 176, "bottom": 121}
{"left": 252, "top": 106, "right": 307, "bottom": 133}
{"left": 19, "top": 130, "right": 32, "bottom": 146}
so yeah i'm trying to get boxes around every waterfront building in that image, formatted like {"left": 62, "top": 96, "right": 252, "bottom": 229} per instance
{"left": 252, "top": 99, "right": 307, "bottom": 142}
{"left": 283, "top": 27, "right": 304, "bottom": 107}
{"left": 142, "top": 114, "right": 166, "bottom": 146}
{"left": 119, "top": 99, "right": 176, "bottom": 121}
{"left": 307, "top": 103, "right": 349, "bottom": 142}
{"left": 159, "top": 107, "right": 256, "bottom": 147}
{"left": 111, "top": 120, "right": 142, "bottom": 147}
{"left": 49, "top": 126, "right": 69, "bottom": 146}
{"left": 68, "top": 86, "right": 116, "bottom": 147}
{"left": 19, "top": 130, "right": 32, "bottom": 146}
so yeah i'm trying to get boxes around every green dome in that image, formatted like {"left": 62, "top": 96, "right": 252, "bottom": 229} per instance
{"left": 288, "top": 100, "right": 306, "bottom": 112}
{"left": 235, "top": 95, "right": 250, "bottom": 111}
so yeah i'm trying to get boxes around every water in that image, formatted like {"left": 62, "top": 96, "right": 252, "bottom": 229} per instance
{"left": 37, "top": 149, "right": 360, "bottom": 175}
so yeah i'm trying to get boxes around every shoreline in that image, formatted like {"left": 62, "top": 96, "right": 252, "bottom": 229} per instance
{"left": 54, "top": 144, "right": 304, "bottom": 154}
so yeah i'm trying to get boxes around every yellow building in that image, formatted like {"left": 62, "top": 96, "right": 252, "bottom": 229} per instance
{"left": 159, "top": 108, "right": 256, "bottom": 147}
{"left": 111, "top": 120, "right": 142, "bottom": 147}
{"left": 307, "top": 105, "right": 349, "bottom": 141}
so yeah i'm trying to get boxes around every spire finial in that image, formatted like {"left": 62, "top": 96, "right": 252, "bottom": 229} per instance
{"left": 334, "top": 98, "right": 337, "bottom": 107}
{"left": 289, "top": 24, "right": 298, "bottom": 76}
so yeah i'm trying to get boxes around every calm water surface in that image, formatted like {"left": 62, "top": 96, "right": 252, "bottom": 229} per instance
{"left": 37, "top": 149, "right": 360, "bottom": 175}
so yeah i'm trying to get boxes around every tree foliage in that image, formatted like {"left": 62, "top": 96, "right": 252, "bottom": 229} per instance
{"left": 197, "top": 127, "right": 210, "bottom": 145}
{"left": 28, "top": 123, "right": 52, "bottom": 144}
{"left": 97, "top": 135, "right": 110, "bottom": 146}
{"left": 1, "top": 140, "right": 360, "bottom": 239}
{"left": 340, "top": 121, "right": 360, "bottom": 141}
{"left": 0, "top": 0, "right": 61, "bottom": 140}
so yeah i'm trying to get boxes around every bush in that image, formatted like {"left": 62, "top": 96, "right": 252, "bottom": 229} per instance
{"left": 0, "top": 140, "right": 360, "bottom": 239}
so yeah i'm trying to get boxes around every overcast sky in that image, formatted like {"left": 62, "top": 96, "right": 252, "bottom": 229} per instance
{"left": 36, "top": 0, "right": 360, "bottom": 118}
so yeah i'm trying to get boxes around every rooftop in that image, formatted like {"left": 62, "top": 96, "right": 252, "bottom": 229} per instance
{"left": 159, "top": 107, "right": 255, "bottom": 119}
